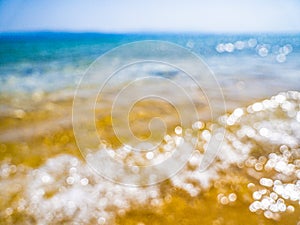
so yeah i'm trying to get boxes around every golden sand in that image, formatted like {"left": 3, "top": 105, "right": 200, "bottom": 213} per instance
{"left": 0, "top": 91, "right": 299, "bottom": 224}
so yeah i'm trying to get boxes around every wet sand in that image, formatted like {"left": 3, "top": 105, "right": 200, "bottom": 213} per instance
{"left": 0, "top": 87, "right": 299, "bottom": 224}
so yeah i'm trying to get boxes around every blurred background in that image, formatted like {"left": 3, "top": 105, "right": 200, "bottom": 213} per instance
{"left": 0, "top": 0, "right": 300, "bottom": 224}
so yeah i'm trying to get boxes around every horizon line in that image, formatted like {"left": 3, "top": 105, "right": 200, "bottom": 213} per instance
{"left": 1, "top": 29, "right": 300, "bottom": 35}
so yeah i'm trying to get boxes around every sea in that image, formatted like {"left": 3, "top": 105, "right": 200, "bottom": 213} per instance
{"left": 0, "top": 32, "right": 300, "bottom": 224}
{"left": 0, "top": 32, "right": 299, "bottom": 94}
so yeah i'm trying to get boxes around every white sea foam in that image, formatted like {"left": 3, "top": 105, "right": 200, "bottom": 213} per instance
{"left": 1, "top": 155, "right": 160, "bottom": 224}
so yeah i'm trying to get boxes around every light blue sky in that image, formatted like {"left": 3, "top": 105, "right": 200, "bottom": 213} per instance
{"left": 0, "top": 0, "right": 300, "bottom": 33}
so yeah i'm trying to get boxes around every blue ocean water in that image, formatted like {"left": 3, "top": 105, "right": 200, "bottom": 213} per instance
{"left": 0, "top": 32, "right": 299, "bottom": 97}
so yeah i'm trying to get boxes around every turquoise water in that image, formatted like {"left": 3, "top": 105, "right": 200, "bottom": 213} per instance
{"left": 0, "top": 32, "right": 299, "bottom": 95}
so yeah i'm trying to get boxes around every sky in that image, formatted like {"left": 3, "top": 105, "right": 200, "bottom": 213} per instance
{"left": 0, "top": 0, "right": 300, "bottom": 33}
